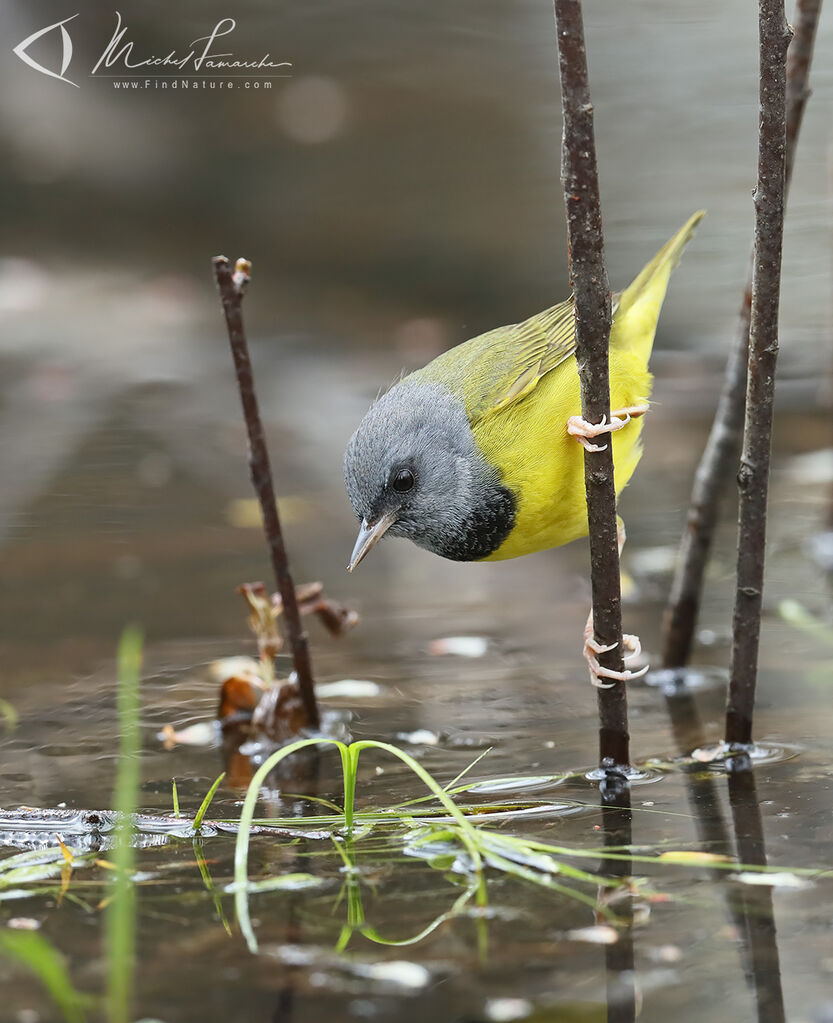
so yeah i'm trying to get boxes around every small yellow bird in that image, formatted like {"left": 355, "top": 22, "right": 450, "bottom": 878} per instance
{"left": 344, "top": 212, "right": 703, "bottom": 681}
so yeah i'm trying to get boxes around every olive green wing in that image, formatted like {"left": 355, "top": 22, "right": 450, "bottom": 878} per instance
{"left": 417, "top": 298, "right": 578, "bottom": 424}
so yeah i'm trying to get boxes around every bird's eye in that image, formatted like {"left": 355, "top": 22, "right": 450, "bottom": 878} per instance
{"left": 392, "top": 468, "right": 415, "bottom": 493}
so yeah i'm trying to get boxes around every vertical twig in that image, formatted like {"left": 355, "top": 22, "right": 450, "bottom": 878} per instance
{"left": 662, "top": 0, "right": 820, "bottom": 669}
{"left": 212, "top": 256, "right": 320, "bottom": 730}
{"left": 554, "top": 0, "right": 628, "bottom": 767}
{"left": 725, "top": 1, "right": 793, "bottom": 745}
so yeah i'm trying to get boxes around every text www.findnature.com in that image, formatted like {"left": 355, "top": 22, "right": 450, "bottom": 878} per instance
{"left": 111, "top": 79, "right": 273, "bottom": 89}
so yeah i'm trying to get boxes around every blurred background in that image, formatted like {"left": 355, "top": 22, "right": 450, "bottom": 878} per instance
{"left": 3, "top": 6, "right": 833, "bottom": 1021}
{"left": 0, "top": 0, "right": 831, "bottom": 688}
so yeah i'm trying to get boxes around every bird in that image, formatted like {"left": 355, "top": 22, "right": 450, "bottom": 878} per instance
{"left": 344, "top": 211, "right": 704, "bottom": 685}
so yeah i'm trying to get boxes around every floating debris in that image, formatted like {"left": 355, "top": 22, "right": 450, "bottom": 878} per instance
{"left": 226, "top": 872, "right": 326, "bottom": 894}
{"left": 688, "top": 742, "right": 800, "bottom": 768}
{"left": 316, "top": 679, "right": 382, "bottom": 699}
{"left": 216, "top": 673, "right": 265, "bottom": 727}
{"left": 209, "top": 656, "right": 262, "bottom": 683}
{"left": 158, "top": 722, "right": 218, "bottom": 750}
{"left": 225, "top": 495, "right": 313, "bottom": 529}
{"left": 484, "top": 998, "right": 533, "bottom": 1022}
{"left": 395, "top": 729, "right": 440, "bottom": 746}
{"left": 657, "top": 851, "right": 732, "bottom": 865}
{"left": 468, "top": 774, "right": 566, "bottom": 794}
{"left": 211, "top": 581, "right": 359, "bottom": 741}
{"left": 0, "top": 698, "right": 18, "bottom": 732}
{"left": 250, "top": 681, "right": 310, "bottom": 742}
{"left": 807, "top": 530, "right": 833, "bottom": 572}
{"left": 566, "top": 924, "right": 619, "bottom": 945}
{"left": 429, "top": 636, "right": 489, "bottom": 658}
{"left": 783, "top": 448, "right": 833, "bottom": 485}
{"left": 647, "top": 944, "right": 683, "bottom": 964}
{"left": 349, "top": 960, "right": 432, "bottom": 991}
{"left": 732, "top": 871, "right": 814, "bottom": 890}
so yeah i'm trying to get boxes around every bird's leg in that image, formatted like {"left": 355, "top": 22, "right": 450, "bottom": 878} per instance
{"left": 567, "top": 403, "right": 650, "bottom": 452}
{"left": 582, "top": 517, "right": 649, "bottom": 688}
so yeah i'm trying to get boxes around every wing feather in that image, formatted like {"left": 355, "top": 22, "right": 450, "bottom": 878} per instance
{"left": 411, "top": 297, "right": 587, "bottom": 423}
{"left": 468, "top": 298, "right": 577, "bottom": 421}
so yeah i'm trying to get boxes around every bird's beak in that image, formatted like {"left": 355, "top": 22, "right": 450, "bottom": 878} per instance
{"left": 347, "top": 512, "right": 397, "bottom": 571}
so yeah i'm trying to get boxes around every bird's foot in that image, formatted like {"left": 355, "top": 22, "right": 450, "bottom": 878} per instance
{"left": 583, "top": 618, "right": 649, "bottom": 689}
{"left": 567, "top": 413, "right": 628, "bottom": 452}
{"left": 566, "top": 404, "right": 650, "bottom": 452}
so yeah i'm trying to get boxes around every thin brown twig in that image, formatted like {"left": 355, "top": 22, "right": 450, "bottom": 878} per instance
{"left": 212, "top": 256, "right": 320, "bottom": 729}
{"left": 662, "top": 0, "right": 821, "bottom": 669}
{"left": 725, "top": 0, "right": 793, "bottom": 745}
{"left": 553, "top": 0, "right": 628, "bottom": 768}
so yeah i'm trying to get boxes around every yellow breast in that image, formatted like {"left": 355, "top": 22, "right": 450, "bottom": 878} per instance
{"left": 473, "top": 350, "right": 652, "bottom": 560}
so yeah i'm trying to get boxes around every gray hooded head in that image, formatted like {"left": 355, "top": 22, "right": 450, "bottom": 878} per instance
{"left": 344, "top": 380, "right": 515, "bottom": 563}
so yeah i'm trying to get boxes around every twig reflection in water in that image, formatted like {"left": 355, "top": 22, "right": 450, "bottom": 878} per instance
{"left": 726, "top": 753, "right": 786, "bottom": 1023}
{"left": 662, "top": 679, "right": 786, "bottom": 1022}
{"left": 599, "top": 771, "right": 636, "bottom": 1023}
{"left": 271, "top": 768, "right": 320, "bottom": 1023}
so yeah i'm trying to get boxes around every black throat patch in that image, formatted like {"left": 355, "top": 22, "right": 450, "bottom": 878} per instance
{"left": 433, "top": 480, "right": 517, "bottom": 562}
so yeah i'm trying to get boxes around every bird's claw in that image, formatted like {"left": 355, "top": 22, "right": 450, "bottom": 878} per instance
{"left": 621, "top": 633, "right": 642, "bottom": 665}
{"left": 567, "top": 412, "right": 630, "bottom": 452}
{"left": 583, "top": 623, "right": 649, "bottom": 689}
{"left": 586, "top": 656, "right": 650, "bottom": 690}
{"left": 566, "top": 405, "right": 650, "bottom": 452}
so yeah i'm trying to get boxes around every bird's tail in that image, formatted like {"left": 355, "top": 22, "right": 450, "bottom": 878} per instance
{"left": 610, "top": 210, "right": 705, "bottom": 364}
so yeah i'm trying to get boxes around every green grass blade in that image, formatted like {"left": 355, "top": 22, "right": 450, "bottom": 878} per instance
{"left": 0, "top": 931, "right": 88, "bottom": 1023}
{"left": 106, "top": 625, "right": 143, "bottom": 1023}
{"left": 193, "top": 773, "right": 226, "bottom": 832}
{"left": 349, "top": 741, "right": 484, "bottom": 875}
{"left": 341, "top": 743, "right": 359, "bottom": 832}
{"left": 482, "top": 848, "right": 612, "bottom": 914}
{"left": 193, "top": 839, "right": 232, "bottom": 936}
{"left": 171, "top": 779, "right": 180, "bottom": 818}
{"left": 390, "top": 747, "right": 495, "bottom": 810}
{"left": 233, "top": 738, "right": 346, "bottom": 952}
{"left": 275, "top": 792, "right": 343, "bottom": 814}
{"left": 440, "top": 747, "right": 493, "bottom": 792}
{"left": 358, "top": 880, "right": 479, "bottom": 947}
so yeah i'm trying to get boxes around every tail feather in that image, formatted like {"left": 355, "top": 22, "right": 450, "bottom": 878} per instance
{"left": 610, "top": 210, "right": 705, "bottom": 363}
